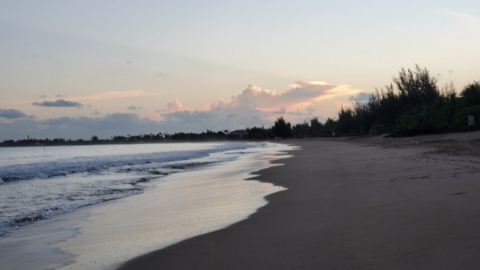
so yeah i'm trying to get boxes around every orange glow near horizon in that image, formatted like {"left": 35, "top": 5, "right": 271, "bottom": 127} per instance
{"left": 70, "top": 90, "right": 162, "bottom": 102}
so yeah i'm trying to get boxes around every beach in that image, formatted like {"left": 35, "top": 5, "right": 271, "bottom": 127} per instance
{"left": 120, "top": 132, "right": 480, "bottom": 270}
{"left": 0, "top": 142, "right": 291, "bottom": 270}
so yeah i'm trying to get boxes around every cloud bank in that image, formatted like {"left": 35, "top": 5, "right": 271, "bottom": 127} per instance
{"left": 0, "top": 109, "right": 27, "bottom": 119}
{"left": 1, "top": 81, "right": 358, "bottom": 141}
{"left": 0, "top": 114, "right": 158, "bottom": 140}
{"left": 0, "top": 111, "right": 268, "bottom": 141}
{"left": 205, "top": 81, "right": 351, "bottom": 113}
{"left": 33, "top": 99, "right": 84, "bottom": 108}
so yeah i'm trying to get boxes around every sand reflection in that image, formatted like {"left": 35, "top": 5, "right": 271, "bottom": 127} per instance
{"left": 54, "top": 149, "right": 290, "bottom": 270}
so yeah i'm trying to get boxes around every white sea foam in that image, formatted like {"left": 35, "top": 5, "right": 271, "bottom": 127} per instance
{"left": 0, "top": 142, "right": 293, "bottom": 270}
{"left": 0, "top": 142, "right": 261, "bottom": 236}
{"left": 0, "top": 143, "right": 255, "bottom": 181}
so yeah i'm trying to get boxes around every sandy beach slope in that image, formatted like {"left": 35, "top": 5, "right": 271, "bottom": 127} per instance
{"left": 119, "top": 132, "right": 480, "bottom": 270}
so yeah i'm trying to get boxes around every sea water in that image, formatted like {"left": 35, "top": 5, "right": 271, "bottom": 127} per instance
{"left": 0, "top": 141, "right": 293, "bottom": 270}
{"left": 0, "top": 142, "right": 261, "bottom": 237}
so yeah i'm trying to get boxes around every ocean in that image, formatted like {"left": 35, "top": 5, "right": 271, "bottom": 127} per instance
{"left": 0, "top": 141, "right": 291, "bottom": 270}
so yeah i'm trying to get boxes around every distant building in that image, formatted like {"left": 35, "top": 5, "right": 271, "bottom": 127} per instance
{"left": 230, "top": 130, "right": 248, "bottom": 138}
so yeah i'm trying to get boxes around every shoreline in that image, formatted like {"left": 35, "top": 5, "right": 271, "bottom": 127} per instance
{"left": 0, "top": 138, "right": 265, "bottom": 148}
{"left": 119, "top": 133, "right": 480, "bottom": 269}
{"left": 0, "top": 141, "right": 265, "bottom": 236}
{"left": 0, "top": 143, "right": 292, "bottom": 270}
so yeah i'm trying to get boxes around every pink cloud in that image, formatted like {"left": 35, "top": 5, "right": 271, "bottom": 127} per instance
{"left": 209, "top": 98, "right": 227, "bottom": 110}
{"left": 157, "top": 81, "right": 359, "bottom": 126}
{"left": 166, "top": 99, "right": 184, "bottom": 113}
{"left": 206, "top": 81, "right": 357, "bottom": 113}
{"left": 141, "top": 112, "right": 162, "bottom": 121}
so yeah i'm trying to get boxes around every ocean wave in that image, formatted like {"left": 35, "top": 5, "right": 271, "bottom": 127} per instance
{"left": 0, "top": 142, "right": 258, "bottom": 237}
{"left": 0, "top": 181, "right": 149, "bottom": 237}
{"left": 0, "top": 143, "right": 253, "bottom": 182}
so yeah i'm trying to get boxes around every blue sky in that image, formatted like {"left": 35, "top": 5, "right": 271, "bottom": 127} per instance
{"left": 1, "top": 1, "right": 480, "bottom": 140}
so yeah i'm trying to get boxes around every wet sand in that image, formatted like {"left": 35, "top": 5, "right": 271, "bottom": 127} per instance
{"left": 0, "top": 147, "right": 290, "bottom": 270}
{"left": 120, "top": 132, "right": 480, "bottom": 270}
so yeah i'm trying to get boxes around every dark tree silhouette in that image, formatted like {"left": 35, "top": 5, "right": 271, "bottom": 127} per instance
{"left": 461, "top": 82, "right": 480, "bottom": 107}
{"left": 310, "top": 117, "right": 323, "bottom": 137}
{"left": 393, "top": 65, "right": 440, "bottom": 107}
{"left": 272, "top": 117, "right": 292, "bottom": 138}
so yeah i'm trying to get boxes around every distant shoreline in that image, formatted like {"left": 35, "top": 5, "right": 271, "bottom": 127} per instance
{"left": 0, "top": 138, "right": 260, "bottom": 148}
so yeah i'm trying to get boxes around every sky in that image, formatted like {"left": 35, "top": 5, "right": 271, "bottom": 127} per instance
{"left": 1, "top": 0, "right": 480, "bottom": 140}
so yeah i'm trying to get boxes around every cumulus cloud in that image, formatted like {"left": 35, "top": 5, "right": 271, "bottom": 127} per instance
{"left": 127, "top": 106, "right": 142, "bottom": 110}
{"left": 1, "top": 81, "right": 357, "bottom": 141}
{"left": 56, "top": 94, "right": 63, "bottom": 97}
{"left": 196, "top": 82, "right": 356, "bottom": 122}
{"left": 0, "top": 109, "right": 27, "bottom": 119}
{"left": 207, "top": 82, "right": 351, "bottom": 113}
{"left": 348, "top": 92, "right": 372, "bottom": 102}
{"left": 33, "top": 99, "right": 84, "bottom": 108}
{"left": 167, "top": 99, "right": 183, "bottom": 113}
{"left": 93, "top": 110, "right": 100, "bottom": 115}
{"left": 207, "top": 99, "right": 227, "bottom": 110}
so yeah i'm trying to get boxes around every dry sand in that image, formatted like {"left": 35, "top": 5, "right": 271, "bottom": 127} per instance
{"left": 119, "top": 131, "right": 480, "bottom": 270}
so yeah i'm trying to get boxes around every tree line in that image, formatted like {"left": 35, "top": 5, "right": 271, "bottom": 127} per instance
{"left": 0, "top": 130, "right": 245, "bottom": 147}
{"left": 256, "top": 65, "right": 480, "bottom": 139}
